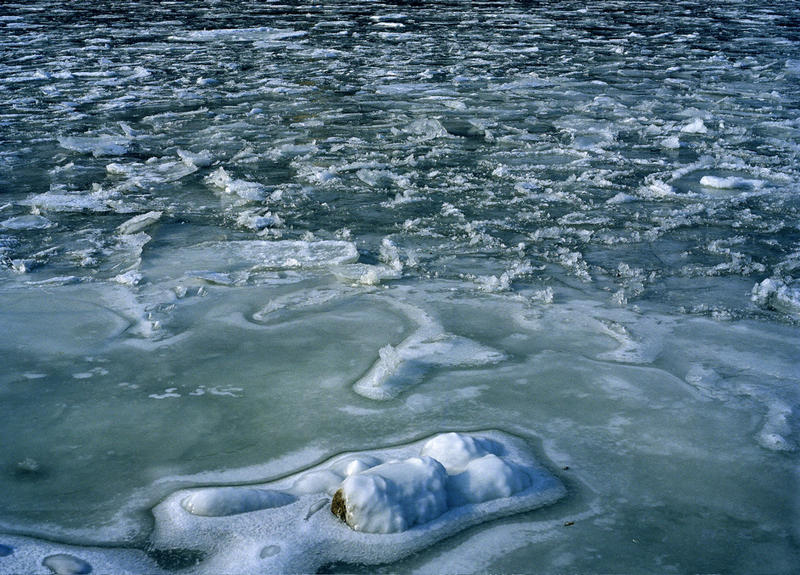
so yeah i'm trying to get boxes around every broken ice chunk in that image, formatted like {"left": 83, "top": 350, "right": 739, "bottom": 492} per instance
{"left": 204, "top": 167, "right": 265, "bottom": 201}
{"left": 177, "top": 149, "right": 213, "bottom": 167}
{"left": 116, "top": 211, "right": 162, "bottom": 235}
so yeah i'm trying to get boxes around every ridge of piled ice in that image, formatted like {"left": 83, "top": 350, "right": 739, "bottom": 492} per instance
{"left": 352, "top": 302, "right": 506, "bottom": 400}
{"left": 699, "top": 175, "right": 764, "bottom": 190}
{"left": 169, "top": 27, "right": 306, "bottom": 42}
{"left": 106, "top": 158, "right": 198, "bottom": 190}
{"left": 146, "top": 431, "right": 564, "bottom": 574}
{"left": 19, "top": 190, "right": 120, "bottom": 213}
{"left": 58, "top": 134, "right": 131, "bottom": 157}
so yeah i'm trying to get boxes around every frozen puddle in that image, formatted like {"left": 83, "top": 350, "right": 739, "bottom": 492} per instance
{"left": 150, "top": 431, "right": 565, "bottom": 574}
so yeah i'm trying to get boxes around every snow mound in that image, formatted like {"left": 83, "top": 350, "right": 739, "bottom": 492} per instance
{"left": 148, "top": 431, "right": 565, "bottom": 574}
{"left": 181, "top": 488, "right": 295, "bottom": 517}
{"left": 333, "top": 456, "right": 449, "bottom": 533}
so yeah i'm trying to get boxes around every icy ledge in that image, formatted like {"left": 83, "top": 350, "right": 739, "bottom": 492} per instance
{"left": 149, "top": 431, "right": 564, "bottom": 574}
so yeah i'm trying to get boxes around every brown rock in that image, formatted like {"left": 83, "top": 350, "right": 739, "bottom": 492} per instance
{"left": 330, "top": 488, "right": 347, "bottom": 523}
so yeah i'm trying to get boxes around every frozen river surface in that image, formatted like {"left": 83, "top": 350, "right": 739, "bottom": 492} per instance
{"left": 1, "top": 1, "right": 799, "bottom": 573}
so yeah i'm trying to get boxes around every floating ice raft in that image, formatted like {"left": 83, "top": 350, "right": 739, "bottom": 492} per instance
{"left": 150, "top": 431, "right": 565, "bottom": 574}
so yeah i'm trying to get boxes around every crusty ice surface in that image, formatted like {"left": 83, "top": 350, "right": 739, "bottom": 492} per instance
{"left": 149, "top": 431, "right": 564, "bottom": 574}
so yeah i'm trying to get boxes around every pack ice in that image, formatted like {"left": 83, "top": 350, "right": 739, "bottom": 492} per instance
{"left": 149, "top": 431, "right": 564, "bottom": 574}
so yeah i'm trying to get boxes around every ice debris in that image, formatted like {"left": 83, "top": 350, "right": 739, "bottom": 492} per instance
{"left": 149, "top": 431, "right": 564, "bottom": 574}
{"left": 751, "top": 278, "right": 800, "bottom": 316}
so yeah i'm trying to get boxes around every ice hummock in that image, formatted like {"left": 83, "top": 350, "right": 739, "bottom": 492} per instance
{"left": 148, "top": 431, "right": 564, "bottom": 574}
